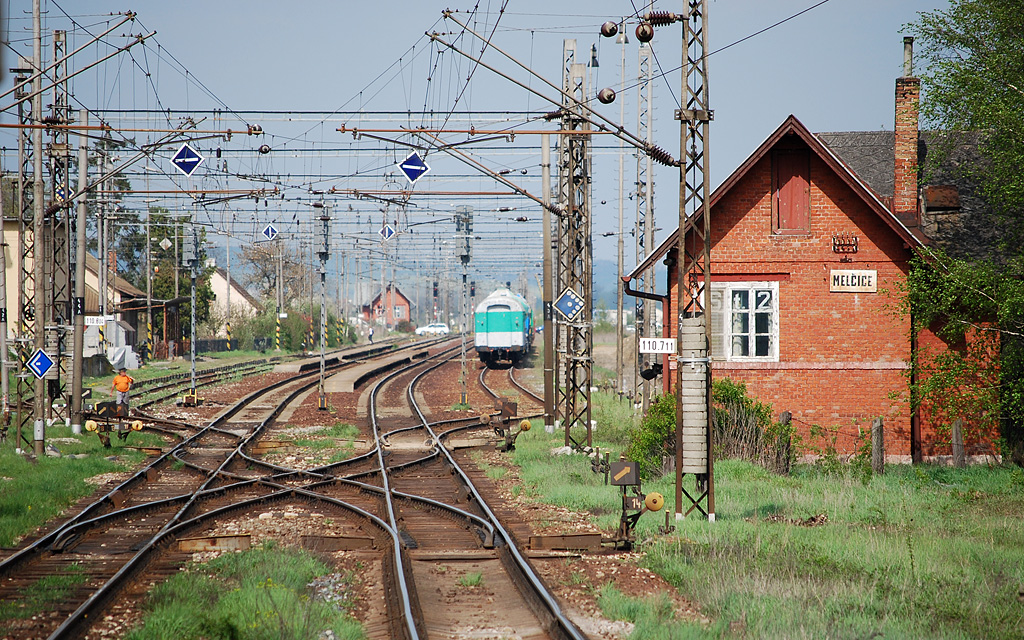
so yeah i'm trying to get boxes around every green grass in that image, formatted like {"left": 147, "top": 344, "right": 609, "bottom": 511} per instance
{"left": 125, "top": 542, "right": 364, "bottom": 640}
{"left": 289, "top": 423, "right": 359, "bottom": 464}
{"left": 457, "top": 572, "right": 484, "bottom": 587}
{"left": 511, "top": 410, "right": 1024, "bottom": 639}
{"left": 0, "top": 425, "right": 160, "bottom": 547}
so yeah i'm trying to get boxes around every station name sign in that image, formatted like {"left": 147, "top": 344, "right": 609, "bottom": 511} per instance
{"left": 830, "top": 269, "right": 877, "bottom": 293}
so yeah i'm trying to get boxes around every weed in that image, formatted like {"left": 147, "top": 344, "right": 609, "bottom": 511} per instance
{"left": 457, "top": 572, "right": 483, "bottom": 587}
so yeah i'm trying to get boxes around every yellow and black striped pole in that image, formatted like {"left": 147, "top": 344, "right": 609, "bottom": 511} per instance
{"left": 147, "top": 319, "right": 152, "bottom": 360}
{"left": 275, "top": 315, "right": 281, "bottom": 351}
{"left": 226, "top": 321, "right": 232, "bottom": 351}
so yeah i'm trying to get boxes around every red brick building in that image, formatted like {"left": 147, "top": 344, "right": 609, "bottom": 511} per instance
{"left": 625, "top": 47, "right": 996, "bottom": 462}
{"left": 362, "top": 284, "right": 412, "bottom": 328}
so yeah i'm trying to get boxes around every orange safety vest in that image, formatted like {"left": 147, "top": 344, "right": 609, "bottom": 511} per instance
{"left": 113, "top": 374, "right": 133, "bottom": 393}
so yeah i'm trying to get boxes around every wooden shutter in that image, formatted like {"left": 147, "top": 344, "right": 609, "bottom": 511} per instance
{"left": 773, "top": 149, "right": 810, "bottom": 233}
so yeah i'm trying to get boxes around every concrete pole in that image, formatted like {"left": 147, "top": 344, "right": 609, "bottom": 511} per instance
{"left": 0, "top": 179, "right": 8, "bottom": 431}
{"left": 70, "top": 111, "right": 88, "bottom": 434}
{"left": 225, "top": 228, "right": 231, "bottom": 350}
{"left": 32, "top": 0, "right": 46, "bottom": 455}
{"left": 541, "top": 133, "right": 554, "bottom": 430}
{"left": 616, "top": 28, "right": 626, "bottom": 397}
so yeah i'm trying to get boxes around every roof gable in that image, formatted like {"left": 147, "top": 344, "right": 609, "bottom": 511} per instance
{"left": 627, "top": 115, "right": 924, "bottom": 279}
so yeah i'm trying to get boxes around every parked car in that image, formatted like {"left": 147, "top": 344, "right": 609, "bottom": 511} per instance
{"left": 415, "top": 322, "right": 450, "bottom": 336}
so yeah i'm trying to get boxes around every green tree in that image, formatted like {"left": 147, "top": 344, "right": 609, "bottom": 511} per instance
{"left": 909, "top": 0, "right": 1024, "bottom": 228}
{"left": 904, "top": 0, "right": 1024, "bottom": 463}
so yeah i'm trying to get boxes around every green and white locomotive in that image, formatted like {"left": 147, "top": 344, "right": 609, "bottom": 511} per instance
{"left": 474, "top": 288, "right": 533, "bottom": 366}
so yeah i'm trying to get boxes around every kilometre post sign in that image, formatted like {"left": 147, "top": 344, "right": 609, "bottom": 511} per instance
{"left": 639, "top": 337, "right": 677, "bottom": 354}
{"left": 829, "top": 269, "right": 877, "bottom": 293}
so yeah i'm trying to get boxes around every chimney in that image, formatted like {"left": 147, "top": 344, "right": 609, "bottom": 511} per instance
{"left": 894, "top": 36, "right": 920, "bottom": 227}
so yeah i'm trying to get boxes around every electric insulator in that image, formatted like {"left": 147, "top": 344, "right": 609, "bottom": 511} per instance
{"left": 645, "top": 11, "right": 680, "bottom": 26}
{"left": 542, "top": 109, "right": 564, "bottom": 121}
{"left": 216, "top": 147, "right": 222, "bottom": 158}
{"left": 600, "top": 21, "right": 618, "bottom": 38}
{"left": 597, "top": 87, "right": 616, "bottom": 104}
{"left": 646, "top": 143, "right": 678, "bottom": 167}
{"left": 635, "top": 22, "right": 654, "bottom": 42}
{"left": 258, "top": 144, "right": 271, "bottom": 154}
{"left": 521, "top": 169, "right": 527, "bottom": 174}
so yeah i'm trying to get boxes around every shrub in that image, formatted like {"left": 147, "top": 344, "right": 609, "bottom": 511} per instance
{"left": 712, "top": 378, "right": 796, "bottom": 475}
{"left": 626, "top": 394, "right": 676, "bottom": 480}
{"left": 625, "top": 379, "right": 796, "bottom": 480}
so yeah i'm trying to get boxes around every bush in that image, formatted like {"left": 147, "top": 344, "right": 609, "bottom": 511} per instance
{"left": 626, "top": 394, "right": 676, "bottom": 480}
{"left": 712, "top": 378, "right": 796, "bottom": 475}
{"left": 625, "top": 379, "right": 796, "bottom": 480}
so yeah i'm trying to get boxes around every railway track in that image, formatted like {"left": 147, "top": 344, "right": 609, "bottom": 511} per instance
{"left": 0, "top": 341, "right": 585, "bottom": 640}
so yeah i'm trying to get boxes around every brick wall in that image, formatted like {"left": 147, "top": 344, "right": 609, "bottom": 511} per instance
{"left": 666, "top": 141, "right": 920, "bottom": 456}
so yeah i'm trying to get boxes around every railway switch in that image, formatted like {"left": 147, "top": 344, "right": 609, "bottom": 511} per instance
{"left": 608, "top": 458, "right": 665, "bottom": 550}
{"left": 495, "top": 417, "right": 531, "bottom": 453}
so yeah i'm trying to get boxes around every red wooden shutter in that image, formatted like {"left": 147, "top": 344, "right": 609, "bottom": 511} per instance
{"left": 774, "top": 149, "right": 809, "bottom": 232}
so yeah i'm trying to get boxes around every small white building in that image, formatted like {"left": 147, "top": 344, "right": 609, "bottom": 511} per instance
{"left": 208, "top": 267, "right": 261, "bottom": 337}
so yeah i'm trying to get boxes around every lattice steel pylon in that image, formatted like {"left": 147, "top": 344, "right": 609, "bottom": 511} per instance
{"left": 555, "top": 40, "right": 593, "bottom": 449}
{"left": 14, "top": 60, "right": 36, "bottom": 450}
{"left": 672, "top": 0, "right": 715, "bottom": 520}
{"left": 635, "top": 42, "right": 655, "bottom": 412}
{"left": 47, "top": 29, "right": 73, "bottom": 422}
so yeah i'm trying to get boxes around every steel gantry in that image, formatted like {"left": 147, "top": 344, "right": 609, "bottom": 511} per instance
{"left": 635, "top": 42, "right": 656, "bottom": 412}
{"left": 47, "top": 30, "right": 73, "bottom": 424}
{"left": 14, "top": 59, "right": 37, "bottom": 451}
{"left": 555, "top": 40, "right": 593, "bottom": 449}
{"left": 672, "top": 1, "right": 715, "bottom": 520}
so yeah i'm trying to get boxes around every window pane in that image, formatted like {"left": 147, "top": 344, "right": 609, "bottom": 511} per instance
{"left": 755, "top": 335, "right": 771, "bottom": 357}
{"left": 755, "top": 312, "right": 771, "bottom": 334}
{"left": 732, "top": 290, "right": 749, "bottom": 310}
{"left": 755, "top": 290, "right": 773, "bottom": 311}
{"left": 732, "top": 335, "right": 748, "bottom": 357}
{"left": 732, "top": 312, "right": 749, "bottom": 334}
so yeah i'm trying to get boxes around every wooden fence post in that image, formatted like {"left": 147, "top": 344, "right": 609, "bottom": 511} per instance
{"left": 871, "top": 417, "right": 884, "bottom": 475}
{"left": 778, "top": 411, "right": 792, "bottom": 475}
{"left": 952, "top": 418, "right": 966, "bottom": 468}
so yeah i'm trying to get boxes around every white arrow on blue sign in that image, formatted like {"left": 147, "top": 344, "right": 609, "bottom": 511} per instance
{"left": 554, "top": 288, "right": 586, "bottom": 321}
{"left": 27, "top": 349, "right": 55, "bottom": 379}
{"left": 171, "top": 142, "right": 205, "bottom": 177}
{"left": 260, "top": 223, "right": 279, "bottom": 242}
{"left": 397, "top": 151, "right": 430, "bottom": 184}
{"left": 379, "top": 224, "right": 396, "bottom": 241}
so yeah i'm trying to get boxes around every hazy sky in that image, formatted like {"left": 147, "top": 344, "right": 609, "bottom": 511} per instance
{"left": 1, "top": 0, "right": 949, "bottom": 297}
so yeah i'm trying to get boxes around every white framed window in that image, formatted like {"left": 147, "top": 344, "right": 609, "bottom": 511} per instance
{"left": 393, "top": 306, "right": 404, "bottom": 319}
{"left": 710, "top": 281, "right": 779, "bottom": 361}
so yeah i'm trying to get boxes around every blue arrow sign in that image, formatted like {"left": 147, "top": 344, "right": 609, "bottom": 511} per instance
{"left": 27, "top": 349, "right": 55, "bottom": 379}
{"left": 397, "top": 151, "right": 430, "bottom": 184}
{"left": 260, "top": 223, "right": 279, "bottom": 242}
{"left": 171, "top": 142, "right": 205, "bottom": 177}
{"left": 553, "top": 288, "right": 586, "bottom": 321}
{"left": 379, "top": 224, "right": 396, "bottom": 241}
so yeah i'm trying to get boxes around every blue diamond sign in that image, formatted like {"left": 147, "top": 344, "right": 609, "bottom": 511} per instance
{"left": 397, "top": 151, "right": 430, "bottom": 184}
{"left": 553, "top": 288, "right": 586, "bottom": 321}
{"left": 260, "top": 223, "right": 279, "bottom": 242}
{"left": 171, "top": 142, "right": 205, "bottom": 177}
{"left": 379, "top": 224, "right": 396, "bottom": 241}
{"left": 27, "top": 349, "right": 55, "bottom": 379}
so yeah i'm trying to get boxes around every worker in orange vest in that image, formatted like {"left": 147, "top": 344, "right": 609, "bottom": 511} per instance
{"left": 111, "top": 368, "right": 134, "bottom": 411}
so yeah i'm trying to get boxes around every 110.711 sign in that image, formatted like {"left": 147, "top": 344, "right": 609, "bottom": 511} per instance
{"left": 639, "top": 338, "right": 677, "bottom": 354}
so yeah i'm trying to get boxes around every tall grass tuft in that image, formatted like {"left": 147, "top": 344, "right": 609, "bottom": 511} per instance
{"left": 126, "top": 542, "right": 364, "bottom": 640}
